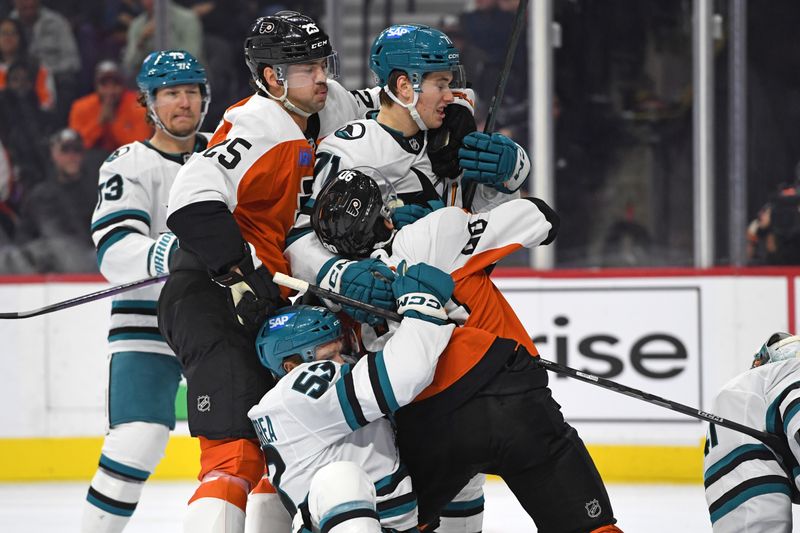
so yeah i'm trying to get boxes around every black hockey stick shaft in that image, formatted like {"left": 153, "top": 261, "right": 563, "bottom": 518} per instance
{"left": 462, "top": 0, "right": 529, "bottom": 211}
{"left": 533, "top": 358, "right": 791, "bottom": 459}
{"left": 0, "top": 273, "right": 169, "bottom": 319}
{"left": 273, "top": 272, "right": 403, "bottom": 323}
{"left": 274, "top": 272, "right": 791, "bottom": 458}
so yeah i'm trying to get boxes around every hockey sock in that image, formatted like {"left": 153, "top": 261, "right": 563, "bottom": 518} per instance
{"left": 81, "top": 422, "right": 169, "bottom": 533}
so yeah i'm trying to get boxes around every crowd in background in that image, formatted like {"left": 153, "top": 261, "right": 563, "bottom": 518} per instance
{"left": 0, "top": 0, "right": 798, "bottom": 274}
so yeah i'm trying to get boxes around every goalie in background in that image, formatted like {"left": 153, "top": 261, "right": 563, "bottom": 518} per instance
{"left": 704, "top": 332, "right": 800, "bottom": 532}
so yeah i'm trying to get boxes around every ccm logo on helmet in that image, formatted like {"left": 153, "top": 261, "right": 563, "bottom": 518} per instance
{"left": 269, "top": 313, "right": 296, "bottom": 330}
{"left": 311, "top": 39, "right": 328, "bottom": 50}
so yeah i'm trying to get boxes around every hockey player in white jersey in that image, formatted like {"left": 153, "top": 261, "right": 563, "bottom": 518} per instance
{"left": 83, "top": 50, "right": 210, "bottom": 533}
{"left": 310, "top": 169, "right": 622, "bottom": 533}
{"left": 248, "top": 262, "right": 457, "bottom": 532}
{"left": 285, "top": 24, "right": 531, "bottom": 292}
{"left": 704, "top": 332, "right": 800, "bottom": 532}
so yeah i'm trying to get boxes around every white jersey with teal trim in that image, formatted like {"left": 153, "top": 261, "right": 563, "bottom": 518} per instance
{"left": 247, "top": 318, "right": 455, "bottom": 530}
{"left": 90, "top": 136, "right": 209, "bottom": 356}
{"left": 703, "top": 358, "right": 800, "bottom": 532}
{"left": 285, "top": 116, "right": 519, "bottom": 285}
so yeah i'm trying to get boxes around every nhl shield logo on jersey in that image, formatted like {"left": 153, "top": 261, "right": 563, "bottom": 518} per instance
{"left": 409, "top": 137, "right": 420, "bottom": 151}
{"left": 585, "top": 498, "right": 601, "bottom": 518}
{"left": 197, "top": 395, "right": 211, "bottom": 412}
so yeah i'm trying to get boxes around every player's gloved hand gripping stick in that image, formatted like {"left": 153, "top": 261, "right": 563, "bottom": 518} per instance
{"left": 273, "top": 271, "right": 794, "bottom": 468}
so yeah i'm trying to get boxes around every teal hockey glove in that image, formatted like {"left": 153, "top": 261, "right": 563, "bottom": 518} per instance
{"left": 391, "top": 200, "right": 445, "bottom": 229}
{"left": 391, "top": 261, "right": 454, "bottom": 325}
{"left": 458, "top": 132, "right": 529, "bottom": 193}
{"left": 317, "top": 257, "right": 397, "bottom": 326}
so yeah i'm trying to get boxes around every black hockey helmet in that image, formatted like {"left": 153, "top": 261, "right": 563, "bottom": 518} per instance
{"left": 244, "top": 11, "right": 335, "bottom": 86}
{"left": 312, "top": 169, "right": 397, "bottom": 259}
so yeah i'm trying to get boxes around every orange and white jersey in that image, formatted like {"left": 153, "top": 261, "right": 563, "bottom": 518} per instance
{"left": 375, "top": 198, "right": 558, "bottom": 399}
{"left": 167, "top": 80, "right": 378, "bottom": 279}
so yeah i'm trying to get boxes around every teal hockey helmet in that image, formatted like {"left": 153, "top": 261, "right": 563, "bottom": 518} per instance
{"left": 751, "top": 332, "right": 800, "bottom": 368}
{"left": 256, "top": 305, "right": 356, "bottom": 378}
{"left": 136, "top": 50, "right": 209, "bottom": 139}
{"left": 369, "top": 24, "right": 465, "bottom": 91}
{"left": 137, "top": 49, "right": 209, "bottom": 97}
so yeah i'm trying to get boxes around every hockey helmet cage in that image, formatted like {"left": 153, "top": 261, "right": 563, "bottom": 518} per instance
{"left": 256, "top": 305, "right": 357, "bottom": 378}
{"left": 369, "top": 24, "right": 465, "bottom": 91}
{"left": 312, "top": 168, "right": 397, "bottom": 259}
{"left": 244, "top": 11, "right": 338, "bottom": 86}
{"left": 751, "top": 332, "right": 800, "bottom": 368}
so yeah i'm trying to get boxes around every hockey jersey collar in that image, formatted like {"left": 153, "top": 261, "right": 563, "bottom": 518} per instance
{"left": 140, "top": 136, "right": 209, "bottom": 165}
{"left": 371, "top": 114, "right": 426, "bottom": 155}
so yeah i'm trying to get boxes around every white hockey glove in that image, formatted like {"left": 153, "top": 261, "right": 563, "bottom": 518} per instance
{"left": 317, "top": 257, "right": 396, "bottom": 326}
{"left": 459, "top": 132, "right": 530, "bottom": 193}
{"left": 147, "top": 232, "right": 179, "bottom": 276}
{"left": 391, "top": 261, "right": 454, "bottom": 325}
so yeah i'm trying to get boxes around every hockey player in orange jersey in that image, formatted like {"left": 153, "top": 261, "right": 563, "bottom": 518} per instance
{"left": 156, "top": 11, "right": 396, "bottom": 533}
{"left": 311, "top": 169, "right": 624, "bottom": 533}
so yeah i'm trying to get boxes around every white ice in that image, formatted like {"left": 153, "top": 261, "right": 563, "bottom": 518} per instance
{"left": 0, "top": 478, "right": 739, "bottom": 532}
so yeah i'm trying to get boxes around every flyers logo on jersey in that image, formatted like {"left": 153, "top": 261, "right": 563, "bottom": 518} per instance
{"left": 258, "top": 21, "right": 275, "bottom": 34}
{"left": 268, "top": 312, "right": 296, "bottom": 330}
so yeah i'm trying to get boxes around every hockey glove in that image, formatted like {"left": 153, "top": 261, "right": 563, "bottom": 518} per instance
{"left": 428, "top": 103, "right": 478, "bottom": 180}
{"left": 317, "top": 257, "right": 397, "bottom": 326}
{"left": 391, "top": 199, "right": 445, "bottom": 229}
{"left": 213, "top": 248, "right": 282, "bottom": 331}
{"left": 458, "top": 132, "right": 530, "bottom": 193}
{"left": 147, "top": 232, "right": 179, "bottom": 276}
{"left": 391, "top": 261, "right": 454, "bottom": 325}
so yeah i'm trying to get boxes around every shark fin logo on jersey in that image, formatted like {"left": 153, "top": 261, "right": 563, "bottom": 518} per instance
{"left": 346, "top": 198, "right": 362, "bottom": 217}
{"left": 269, "top": 312, "right": 297, "bottom": 331}
{"left": 584, "top": 499, "right": 601, "bottom": 518}
{"left": 105, "top": 145, "right": 130, "bottom": 163}
{"left": 335, "top": 123, "right": 366, "bottom": 141}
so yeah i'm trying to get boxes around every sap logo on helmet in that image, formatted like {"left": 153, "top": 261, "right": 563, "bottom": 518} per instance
{"left": 258, "top": 21, "right": 275, "bottom": 34}
{"left": 311, "top": 39, "right": 328, "bottom": 50}
{"left": 346, "top": 198, "right": 362, "bottom": 217}
{"left": 386, "top": 25, "right": 416, "bottom": 38}
{"left": 301, "top": 22, "right": 319, "bottom": 35}
{"left": 269, "top": 312, "right": 297, "bottom": 330}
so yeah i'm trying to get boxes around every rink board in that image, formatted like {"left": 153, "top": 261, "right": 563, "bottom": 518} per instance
{"left": 0, "top": 267, "right": 796, "bottom": 481}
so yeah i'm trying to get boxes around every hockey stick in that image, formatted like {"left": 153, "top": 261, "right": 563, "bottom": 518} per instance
{"left": 273, "top": 271, "right": 792, "bottom": 461}
{"left": 462, "top": 0, "right": 529, "bottom": 211}
{"left": 0, "top": 273, "right": 169, "bottom": 319}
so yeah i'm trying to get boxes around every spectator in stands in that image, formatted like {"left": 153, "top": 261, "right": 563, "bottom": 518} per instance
{"left": 68, "top": 60, "right": 151, "bottom": 154}
{"left": 747, "top": 168, "right": 800, "bottom": 266}
{"left": 0, "top": 137, "right": 16, "bottom": 243}
{"left": 0, "top": 16, "right": 53, "bottom": 110}
{"left": 0, "top": 58, "right": 53, "bottom": 188}
{"left": 11, "top": 0, "right": 80, "bottom": 122}
{"left": 122, "top": 0, "right": 203, "bottom": 75}
{"left": 15, "top": 127, "right": 97, "bottom": 272}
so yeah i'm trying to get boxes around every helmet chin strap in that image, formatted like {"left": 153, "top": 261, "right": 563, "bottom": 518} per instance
{"left": 257, "top": 78, "right": 312, "bottom": 119}
{"left": 383, "top": 86, "right": 429, "bottom": 131}
{"left": 147, "top": 93, "right": 207, "bottom": 142}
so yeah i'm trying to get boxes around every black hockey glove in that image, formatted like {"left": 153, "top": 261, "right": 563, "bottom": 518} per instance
{"left": 428, "top": 103, "right": 478, "bottom": 180}
{"left": 213, "top": 248, "right": 282, "bottom": 331}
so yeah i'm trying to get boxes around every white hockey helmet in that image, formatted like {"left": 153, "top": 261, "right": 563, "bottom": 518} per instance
{"left": 751, "top": 332, "right": 800, "bottom": 368}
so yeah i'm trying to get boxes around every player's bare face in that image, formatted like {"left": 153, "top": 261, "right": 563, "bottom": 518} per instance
{"left": 285, "top": 59, "right": 330, "bottom": 114}
{"left": 153, "top": 84, "right": 202, "bottom": 137}
{"left": 314, "top": 338, "right": 346, "bottom": 364}
{"left": 417, "top": 72, "right": 455, "bottom": 129}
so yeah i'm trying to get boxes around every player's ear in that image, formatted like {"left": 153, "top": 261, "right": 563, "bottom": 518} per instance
{"left": 396, "top": 74, "right": 413, "bottom": 103}
{"left": 263, "top": 66, "right": 282, "bottom": 90}
{"left": 283, "top": 359, "right": 298, "bottom": 374}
